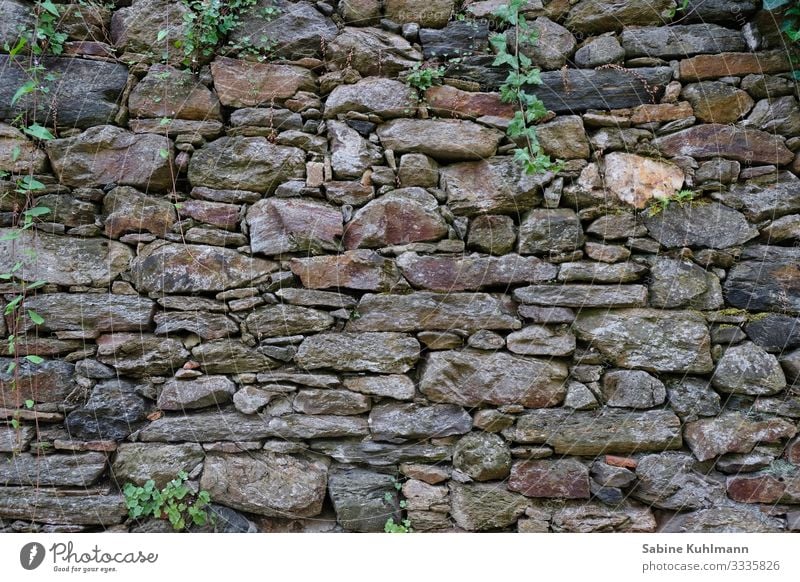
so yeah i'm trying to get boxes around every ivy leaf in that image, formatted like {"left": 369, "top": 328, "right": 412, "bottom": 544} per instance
{"left": 25, "top": 355, "right": 45, "bottom": 365}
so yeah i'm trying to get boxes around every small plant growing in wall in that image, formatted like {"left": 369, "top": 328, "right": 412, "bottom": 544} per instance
{"left": 490, "top": 0, "right": 560, "bottom": 175}
{"left": 123, "top": 471, "right": 214, "bottom": 532}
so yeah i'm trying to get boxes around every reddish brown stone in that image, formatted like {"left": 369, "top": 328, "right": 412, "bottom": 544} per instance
{"left": 508, "top": 459, "right": 590, "bottom": 499}
{"left": 680, "top": 51, "right": 791, "bottom": 82}
{"left": 177, "top": 200, "right": 240, "bottom": 230}
{"left": 425, "top": 85, "right": 514, "bottom": 120}
{"left": 290, "top": 250, "right": 400, "bottom": 291}
{"left": 396, "top": 252, "right": 556, "bottom": 291}
{"left": 654, "top": 124, "right": 794, "bottom": 166}
{"left": 210, "top": 57, "right": 317, "bottom": 107}
{"left": 628, "top": 101, "right": 693, "bottom": 124}
{"left": 726, "top": 474, "right": 786, "bottom": 504}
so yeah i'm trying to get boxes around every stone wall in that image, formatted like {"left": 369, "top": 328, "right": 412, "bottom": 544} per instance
{"left": 1, "top": 0, "right": 800, "bottom": 533}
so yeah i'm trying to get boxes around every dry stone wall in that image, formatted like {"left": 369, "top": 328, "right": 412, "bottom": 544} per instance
{"left": 1, "top": 0, "right": 800, "bottom": 533}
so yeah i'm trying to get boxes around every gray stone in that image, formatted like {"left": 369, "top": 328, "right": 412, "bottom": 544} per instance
{"left": 601, "top": 370, "right": 666, "bottom": 409}
{"left": 112, "top": 443, "right": 204, "bottom": 488}
{"left": 621, "top": 24, "right": 745, "bottom": 59}
{"left": 453, "top": 433, "right": 511, "bottom": 481}
{"left": 574, "top": 36, "right": 625, "bottom": 68}
{"left": 506, "top": 325, "right": 575, "bottom": 356}
{"left": 0, "top": 487, "right": 126, "bottom": 526}
{"left": 377, "top": 119, "right": 503, "bottom": 162}
{"left": 712, "top": 342, "right": 786, "bottom": 396}
{"left": 201, "top": 452, "right": 327, "bottom": 517}
{"left": 518, "top": 209, "right": 584, "bottom": 255}
{"left": 441, "top": 156, "right": 546, "bottom": 217}
{"left": 327, "top": 27, "right": 421, "bottom": 77}
{"left": 325, "top": 77, "right": 417, "bottom": 119}
{"left": 348, "top": 292, "right": 521, "bottom": 332}
{"left": 247, "top": 198, "right": 343, "bottom": 256}
{"left": 369, "top": 402, "right": 472, "bottom": 442}
{"left": 246, "top": 305, "right": 334, "bottom": 339}
{"left": 343, "top": 375, "right": 416, "bottom": 400}
{"left": 684, "top": 412, "right": 797, "bottom": 462}
{"left": 295, "top": 333, "right": 419, "bottom": 373}
{"left": 565, "top": 0, "right": 676, "bottom": 32}
{"left": 157, "top": 376, "right": 236, "bottom": 410}
{"left": 724, "top": 246, "right": 800, "bottom": 314}
{"left": 513, "top": 285, "right": 647, "bottom": 308}
{"left": 449, "top": 482, "right": 528, "bottom": 531}
{"left": 648, "top": 257, "right": 723, "bottom": 309}
{"left": 293, "top": 389, "right": 371, "bottom": 415}
{"left": 96, "top": 333, "right": 188, "bottom": 376}
{"left": 328, "top": 468, "right": 400, "bottom": 532}
{"left": 131, "top": 240, "right": 277, "bottom": 294}
{"left": 632, "top": 452, "right": 725, "bottom": 510}
{"left": 0, "top": 453, "right": 107, "bottom": 487}
{"left": 65, "top": 379, "right": 150, "bottom": 441}
{"left": 666, "top": 377, "right": 721, "bottom": 422}
{"left": 419, "top": 350, "right": 568, "bottom": 408}
{"left": 573, "top": 309, "right": 713, "bottom": 373}
{"left": 507, "top": 409, "right": 682, "bottom": 455}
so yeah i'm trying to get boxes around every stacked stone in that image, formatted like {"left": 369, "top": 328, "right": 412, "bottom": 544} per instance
{"left": 0, "top": 0, "right": 799, "bottom": 533}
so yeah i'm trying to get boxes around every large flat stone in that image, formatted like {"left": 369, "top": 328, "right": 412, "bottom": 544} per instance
{"left": 506, "top": 409, "right": 683, "bottom": 455}
{"left": 347, "top": 292, "right": 521, "bottom": 332}
{"left": 419, "top": 350, "right": 568, "bottom": 408}
{"left": 573, "top": 309, "right": 713, "bottom": 373}
{"left": 295, "top": 332, "right": 419, "bottom": 373}
{"left": 201, "top": 452, "right": 327, "bottom": 517}
{"left": 0, "top": 231, "right": 132, "bottom": 287}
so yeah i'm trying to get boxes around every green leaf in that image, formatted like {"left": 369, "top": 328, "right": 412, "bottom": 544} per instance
{"left": 24, "top": 124, "right": 55, "bottom": 141}
{"left": 25, "top": 355, "right": 44, "bottom": 365}
{"left": 27, "top": 309, "right": 45, "bottom": 325}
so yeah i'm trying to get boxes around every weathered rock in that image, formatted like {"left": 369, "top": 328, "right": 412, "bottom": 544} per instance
{"left": 328, "top": 468, "right": 400, "bottom": 532}
{"left": 601, "top": 370, "right": 666, "bottom": 409}
{"left": 65, "top": 379, "right": 150, "bottom": 441}
{"left": 603, "top": 153, "right": 684, "bottom": 209}
{"left": 377, "top": 119, "right": 503, "bottom": 162}
{"left": 210, "top": 57, "right": 317, "bottom": 107}
{"left": 684, "top": 412, "right": 797, "bottom": 462}
{"left": 441, "top": 157, "right": 546, "bottom": 216}
{"left": 189, "top": 136, "right": 304, "bottom": 194}
{"left": 648, "top": 257, "right": 723, "bottom": 309}
{"left": 419, "top": 20, "right": 490, "bottom": 59}
{"left": 712, "top": 342, "right": 786, "bottom": 396}
{"left": 348, "top": 292, "right": 521, "bottom": 332}
{"left": 96, "top": 333, "right": 188, "bottom": 376}
{"left": 397, "top": 253, "right": 556, "bottom": 292}
{"left": 724, "top": 246, "right": 800, "bottom": 314}
{"left": 344, "top": 189, "right": 447, "bottom": 249}
{"left": 509, "top": 459, "right": 590, "bottom": 499}
{"left": 246, "top": 305, "right": 334, "bottom": 339}
{"left": 449, "top": 482, "right": 528, "bottom": 531}
{"left": 290, "top": 250, "right": 399, "bottom": 291}
{"left": 507, "top": 409, "right": 683, "bottom": 455}
{"left": 566, "top": 0, "right": 674, "bottom": 32}
{"left": 192, "top": 340, "right": 278, "bottom": 373}
{"left": 666, "top": 377, "right": 721, "bottom": 421}
{"left": 574, "top": 36, "right": 625, "bottom": 68}
{"left": 46, "top": 126, "right": 173, "bottom": 191}
{"left": 154, "top": 312, "right": 239, "bottom": 341}
{"left": 369, "top": 402, "right": 471, "bottom": 442}
{"left": 385, "top": 0, "right": 455, "bottom": 28}
{"left": 453, "top": 433, "right": 511, "bottom": 481}
{"left": 679, "top": 51, "right": 791, "bottom": 82}
{"left": 328, "top": 120, "right": 383, "bottom": 179}
{"left": 293, "top": 389, "right": 370, "bottom": 415}
{"left": 621, "top": 24, "right": 745, "bottom": 59}
{"left": 573, "top": 309, "right": 712, "bottom": 373}
{"left": 112, "top": 443, "right": 204, "bottom": 488}
{"left": 229, "top": 1, "right": 337, "bottom": 59}
{"left": 506, "top": 325, "right": 575, "bottom": 356}
{"left": 129, "top": 64, "right": 221, "bottom": 120}
{"left": 103, "top": 186, "right": 177, "bottom": 239}
{"left": 419, "top": 350, "right": 567, "bottom": 408}
{"left": 295, "top": 333, "right": 419, "bottom": 373}
{"left": 517, "top": 17, "right": 576, "bottom": 70}
{"left": 0, "top": 56, "right": 127, "bottom": 129}
{"left": 719, "top": 177, "right": 800, "bottom": 222}
{"left": 327, "top": 27, "right": 421, "bottom": 76}
{"left": 513, "top": 285, "right": 647, "bottom": 308}
{"left": 654, "top": 124, "right": 794, "bottom": 166}
{"left": 644, "top": 201, "right": 757, "bottom": 249}
{"left": 681, "top": 82, "right": 754, "bottom": 123}
{"left": 325, "top": 77, "right": 416, "bottom": 119}
{"left": 0, "top": 487, "right": 126, "bottom": 526}
{"left": 0, "top": 453, "right": 107, "bottom": 487}
{"left": 343, "top": 375, "right": 415, "bottom": 400}
{"left": 0, "top": 230, "right": 131, "bottom": 288}
{"left": 632, "top": 452, "right": 725, "bottom": 510}
{"left": 21, "top": 293, "right": 154, "bottom": 333}
{"left": 157, "top": 376, "right": 236, "bottom": 410}
{"left": 518, "top": 209, "right": 584, "bottom": 255}
{"left": 201, "top": 452, "right": 327, "bottom": 517}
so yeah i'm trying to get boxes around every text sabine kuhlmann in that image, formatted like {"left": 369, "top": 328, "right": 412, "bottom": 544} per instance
{"left": 642, "top": 544, "right": 749, "bottom": 554}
